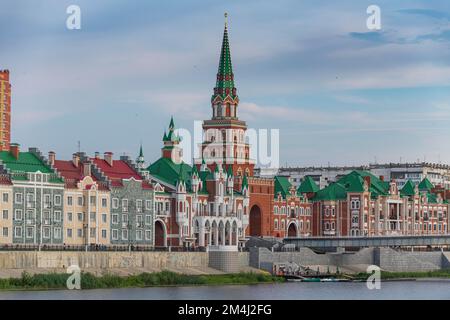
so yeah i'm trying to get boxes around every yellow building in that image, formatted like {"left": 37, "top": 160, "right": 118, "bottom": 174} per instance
{"left": 51, "top": 152, "right": 110, "bottom": 246}
{"left": 0, "top": 175, "right": 13, "bottom": 245}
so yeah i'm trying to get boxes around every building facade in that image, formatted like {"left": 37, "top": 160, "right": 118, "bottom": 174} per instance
{"left": 91, "top": 152, "right": 154, "bottom": 247}
{"left": 0, "top": 145, "right": 65, "bottom": 245}
{"left": 52, "top": 152, "right": 111, "bottom": 246}
{"left": 0, "top": 70, "right": 11, "bottom": 152}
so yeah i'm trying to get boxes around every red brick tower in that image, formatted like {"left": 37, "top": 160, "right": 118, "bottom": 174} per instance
{"left": 0, "top": 70, "right": 11, "bottom": 151}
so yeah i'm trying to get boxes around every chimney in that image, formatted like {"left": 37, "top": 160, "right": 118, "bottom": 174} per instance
{"left": 379, "top": 175, "right": 384, "bottom": 182}
{"left": 72, "top": 153, "right": 80, "bottom": 168}
{"left": 48, "top": 151, "right": 55, "bottom": 166}
{"left": 104, "top": 152, "right": 113, "bottom": 166}
{"left": 95, "top": 152, "right": 100, "bottom": 159}
{"left": 364, "top": 176, "right": 371, "bottom": 188}
{"left": 82, "top": 162, "right": 91, "bottom": 177}
{"left": 10, "top": 143, "right": 19, "bottom": 159}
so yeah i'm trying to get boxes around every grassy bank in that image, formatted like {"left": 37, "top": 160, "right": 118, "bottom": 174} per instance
{"left": 0, "top": 271, "right": 283, "bottom": 291}
{"left": 352, "top": 269, "right": 450, "bottom": 281}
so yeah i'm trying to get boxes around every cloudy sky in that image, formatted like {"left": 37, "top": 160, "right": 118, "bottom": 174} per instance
{"left": 1, "top": 0, "right": 450, "bottom": 168}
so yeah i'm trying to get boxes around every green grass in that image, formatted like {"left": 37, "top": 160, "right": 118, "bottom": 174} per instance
{"left": 0, "top": 271, "right": 283, "bottom": 291}
{"left": 353, "top": 269, "right": 450, "bottom": 280}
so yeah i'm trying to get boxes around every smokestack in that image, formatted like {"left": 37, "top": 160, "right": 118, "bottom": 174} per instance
{"left": 10, "top": 143, "right": 19, "bottom": 159}
{"left": 82, "top": 162, "right": 91, "bottom": 177}
{"left": 48, "top": 151, "right": 55, "bottom": 166}
{"left": 72, "top": 153, "right": 80, "bottom": 168}
{"left": 104, "top": 152, "right": 113, "bottom": 166}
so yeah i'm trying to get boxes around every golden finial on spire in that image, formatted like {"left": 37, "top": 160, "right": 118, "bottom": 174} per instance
{"left": 224, "top": 12, "right": 228, "bottom": 27}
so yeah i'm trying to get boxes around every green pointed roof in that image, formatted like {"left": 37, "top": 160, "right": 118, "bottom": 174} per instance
{"left": 169, "top": 116, "right": 175, "bottom": 130}
{"left": 212, "top": 14, "right": 237, "bottom": 101}
{"left": 274, "top": 176, "right": 292, "bottom": 198}
{"left": 138, "top": 144, "right": 144, "bottom": 158}
{"left": 227, "top": 165, "right": 233, "bottom": 177}
{"left": 297, "top": 176, "right": 319, "bottom": 194}
{"left": 241, "top": 174, "right": 248, "bottom": 191}
{"left": 418, "top": 177, "right": 434, "bottom": 192}
{"left": 401, "top": 180, "right": 416, "bottom": 197}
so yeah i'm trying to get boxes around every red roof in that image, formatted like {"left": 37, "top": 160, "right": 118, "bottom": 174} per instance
{"left": 91, "top": 158, "right": 152, "bottom": 190}
{"left": 53, "top": 160, "right": 108, "bottom": 190}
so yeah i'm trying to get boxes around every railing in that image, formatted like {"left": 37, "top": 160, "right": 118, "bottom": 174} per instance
{"left": 0, "top": 244, "right": 209, "bottom": 252}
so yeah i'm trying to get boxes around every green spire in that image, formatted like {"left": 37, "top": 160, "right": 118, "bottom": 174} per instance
{"left": 241, "top": 174, "right": 248, "bottom": 191}
{"left": 212, "top": 13, "right": 237, "bottom": 101}
{"left": 139, "top": 143, "right": 144, "bottom": 158}
{"left": 418, "top": 177, "right": 434, "bottom": 192}
{"left": 401, "top": 180, "right": 416, "bottom": 197}
{"left": 169, "top": 116, "right": 175, "bottom": 130}
{"left": 227, "top": 165, "right": 233, "bottom": 177}
{"left": 162, "top": 131, "right": 168, "bottom": 142}
{"left": 298, "top": 176, "right": 319, "bottom": 194}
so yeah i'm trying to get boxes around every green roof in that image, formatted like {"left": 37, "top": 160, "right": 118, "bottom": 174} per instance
{"left": 147, "top": 157, "right": 193, "bottom": 187}
{"left": 400, "top": 180, "right": 416, "bottom": 197}
{"left": 418, "top": 177, "right": 434, "bottom": 192}
{"left": 274, "top": 176, "right": 292, "bottom": 198}
{"left": 313, "top": 182, "right": 347, "bottom": 201}
{"left": 297, "top": 176, "right": 319, "bottom": 194}
{"left": 313, "top": 170, "right": 390, "bottom": 202}
{"left": 0, "top": 151, "right": 62, "bottom": 183}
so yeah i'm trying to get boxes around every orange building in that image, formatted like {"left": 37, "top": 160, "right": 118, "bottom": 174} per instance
{"left": 0, "top": 70, "right": 11, "bottom": 151}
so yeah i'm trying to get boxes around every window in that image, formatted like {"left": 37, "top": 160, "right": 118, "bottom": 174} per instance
{"left": 122, "top": 214, "right": 128, "bottom": 224}
{"left": 145, "top": 215, "right": 151, "bottom": 225}
{"left": 76, "top": 212, "right": 83, "bottom": 222}
{"left": 136, "top": 230, "right": 143, "bottom": 241}
{"left": 2, "top": 210, "right": 7, "bottom": 220}
{"left": 274, "top": 219, "right": 279, "bottom": 230}
{"left": 112, "top": 214, "right": 118, "bottom": 224}
{"left": 90, "top": 196, "right": 96, "bottom": 205}
{"left": 2, "top": 227, "right": 8, "bottom": 237}
{"left": 26, "top": 226, "right": 34, "bottom": 238}
{"left": 145, "top": 230, "right": 151, "bottom": 240}
{"left": 14, "top": 209, "right": 22, "bottom": 221}
{"left": 90, "top": 227, "right": 96, "bottom": 238}
{"left": 54, "top": 227, "right": 62, "bottom": 239}
{"left": 77, "top": 196, "right": 83, "bottom": 206}
{"left": 101, "top": 198, "right": 107, "bottom": 208}
{"left": 90, "top": 212, "right": 96, "bottom": 222}
{"left": 54, "top": 195, "right": 62, "bottom": 206}
{"left": 15, "top": 193, "right": 23, "bottom": 204}
{"left": 67, "top": 212, "right": 73, "bottom": 222}
{"left": 137, "top": 215, "right": 143, "bottom": 226}
{"left": 136, "top": 200, "right": 143, "bottom": 212}
{"left": 77, "top": 229, "right": 83, "bottom": 238}
{"left": 67, "top": 196, "right": 73, "bottom": 206}
{"left": 14, "top": 226, "right": 22, "bottom": 238}
{"left": 102, "top": 229, "right": 107, "bottom": 239}
{"left": 146, "top": 200, "right": 152, "bottom": 210}
{"left": 102, "top": 214, "right": 107, "bottom": 223}
{"left": 67, "top": 229, "right": 73, "bottom": 238}
{"left": 122, "top": 229, "right": 128, "bottom": 240}
{"left": 122, "top": 199, "right": 128, "bottom": 211}
{"left": 112, "top": 229, "right": 118, "bottom": 240}
{"left": 54, "top": 211, "right": 62, "bottom": 222}
{"left": 112, "top": 198, "right": 119, "bottom": 209}
{"left": 26, "top": 210, "right": 34, "bottom": 220}
{"left": 44, "top": 194, "right": 51, "bottom": 208}
{"left": 2, "top": 193, "right": 8, "bottom": 203}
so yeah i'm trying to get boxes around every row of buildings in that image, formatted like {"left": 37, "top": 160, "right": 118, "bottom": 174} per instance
{"left": 0, "top": 17, "right": 449, "bottom": 251}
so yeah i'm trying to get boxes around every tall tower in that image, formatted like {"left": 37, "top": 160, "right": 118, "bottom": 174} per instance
{"left": 197, "top": 13, "right": 255, "bottom": 177}
{"left": 0, "top": 70, "right": 11, "bottom": 151}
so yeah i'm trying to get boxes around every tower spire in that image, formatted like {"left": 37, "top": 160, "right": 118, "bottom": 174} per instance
{"left": 212, "top": 13, "right": 238, "bottom": 103}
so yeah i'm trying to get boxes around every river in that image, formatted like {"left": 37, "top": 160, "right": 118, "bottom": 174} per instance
{"left": 0, "top": 280, "right": 448, "bottom": 300}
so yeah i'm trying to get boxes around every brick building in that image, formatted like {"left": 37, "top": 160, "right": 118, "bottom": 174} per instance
{"left": 0, "top": 70, "right": 11, "bottom": 151}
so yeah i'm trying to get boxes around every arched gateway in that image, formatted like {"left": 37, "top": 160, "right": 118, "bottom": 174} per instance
{"left": 249, "top": 205, "right": 262, "bottom": 236}
{"left": 154, "top": 220, "right": 166, "bottom": 247}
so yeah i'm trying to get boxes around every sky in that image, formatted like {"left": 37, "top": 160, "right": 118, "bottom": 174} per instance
{"left": 1, "top": 0, "right": 450, "bottom": 168}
